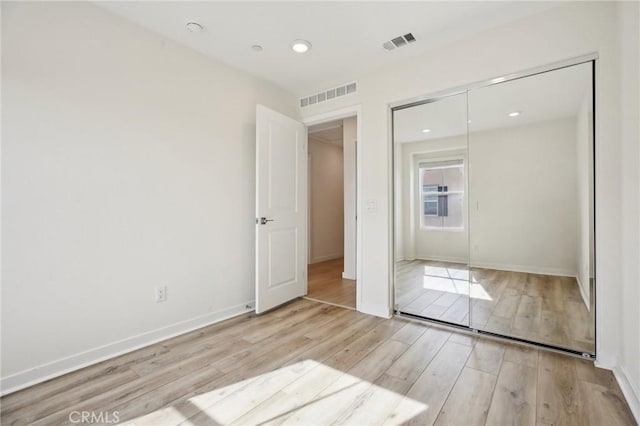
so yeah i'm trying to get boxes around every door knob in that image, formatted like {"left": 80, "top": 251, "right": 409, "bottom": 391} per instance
{"left": 259, "top": 217, "right": 275, "bottom": 225}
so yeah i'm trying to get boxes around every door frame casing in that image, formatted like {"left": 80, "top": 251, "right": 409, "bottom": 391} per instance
{"left": 302, "top": 105, "right": 362, "bottom": 312}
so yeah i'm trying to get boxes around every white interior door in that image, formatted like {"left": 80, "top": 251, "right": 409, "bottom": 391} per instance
{"left": 255, "top": 104, "right": 307, "bottom": 314}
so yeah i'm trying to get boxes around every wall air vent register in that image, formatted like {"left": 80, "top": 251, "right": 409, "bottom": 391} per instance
{"left": 300, "top": 82, "right": 357, "bottom": 108}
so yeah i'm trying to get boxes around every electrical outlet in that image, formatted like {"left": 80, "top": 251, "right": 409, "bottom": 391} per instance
{"left": 154, "top": 286, "right": 167, "bottom": 303}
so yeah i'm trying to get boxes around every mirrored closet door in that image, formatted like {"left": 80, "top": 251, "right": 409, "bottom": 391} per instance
{"left": 393, "top": 92, "right": 470, "bottom": 327}
{"left": 467, "top": 62, "right": 595, "bottom": 353}
{"left": 393, "top": 60, "right": 595, "bottom": 355}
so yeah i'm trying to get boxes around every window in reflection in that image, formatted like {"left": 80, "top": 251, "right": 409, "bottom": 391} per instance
{"left": 419, "top": 160, "right": 464, "bottom": 230}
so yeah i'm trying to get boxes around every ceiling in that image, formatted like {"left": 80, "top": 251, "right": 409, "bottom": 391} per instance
{"left": 309, "top": 120, "right": 343, "bottom": 147}
{"left": 394, "top": 61, "right": 592, "bottom": 144}
{"left": 97, "top": 1, "right": 560, "bottom": 95}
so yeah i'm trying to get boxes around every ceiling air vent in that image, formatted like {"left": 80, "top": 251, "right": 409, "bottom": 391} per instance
{"left": 300, "top": 81, "right": 357, "bottom": 108}
{"left": 383, "top": 33, "right": 417, "bottom": 51}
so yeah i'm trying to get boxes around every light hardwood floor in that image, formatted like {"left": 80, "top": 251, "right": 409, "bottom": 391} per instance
{"left": 395, "top": 260, "right": 595, "bottom": 353}
{"left": 1, "top": 299, "right": 634, "bottom": 426}
{"left": 306, "top": 258, "right": 356, "bottom": 309}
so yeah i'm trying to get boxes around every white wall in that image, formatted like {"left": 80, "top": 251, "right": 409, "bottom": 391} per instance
{"left": 299, "top": 1, "right": 623, "bottom": 371}
{"left": 1, "top": 1, "right": 297, "bottom": 392}
{"left": 342, "top": 117, "right": 357, "bottom": 279}
{"left": 576, "top": 92, "right": 594, "bottom": 308}
{"left": 618, "top": 0, "right": 640, "bottom": 420}
{"left": 469, "top": 118, "right": 578, "bottom": 276}
{"left": 308, "top": 138, "right": 344, "bottom": 263}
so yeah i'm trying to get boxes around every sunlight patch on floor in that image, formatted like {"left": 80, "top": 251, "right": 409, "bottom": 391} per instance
{"left": 470, "top": 283, "right": 493, "bottom": 301}
{"left": 123, "top": 406, "right": 191, "bottom": 425}
{"left": 424, "top": 265, "right": 469, "bottom": 280}
{"left": 422, "top": 275, "right": 469, "bottom": 295}
{"left": 420, "top": 266, "right": 493, "bottom": 301}
{"left": 126, "top": 360, "right": 428, "bottom": 425}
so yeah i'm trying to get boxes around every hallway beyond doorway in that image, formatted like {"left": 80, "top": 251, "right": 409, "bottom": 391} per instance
{"left": 306, "top": 258, "right": 356, "bottom": 309}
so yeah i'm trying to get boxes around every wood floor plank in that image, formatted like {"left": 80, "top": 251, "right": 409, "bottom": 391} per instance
{"left": 347, "top": 339, "right": 410, "bottom": 382}
{"left": 322, "top": 340, "right": 411, "bottom": 425}
{"left": 277, "top": 340, "right": 408, "bottom": 425}
{"left": 504, "top": 344, "right": 539, "bottom": 368}
{"left": 574, "top": 358, "right": 622, "bottom": 392}
{"left": 420, "top": 303, "right": 449, "bottom": 319}
{"left": 406, "top": 290, "right": 444, "bottom": 312}
{"left": 323, "top": 322, "right": 399, "bottom": 372}
{"left": 89, "top": 365, "right": 225, "bottom": 426}
{"left": 385, "top": 327, "right": 451, "bottom": 385}
{"left": 577, "top": 380, "right": 636, "bottom": 426}
{"left": 5, "top": 369, "right": 140, "bottom": 426}
{"left": 0, "top": 344, "right": 170, "bottom": 416}
{"left": 465, "top": 339, "right": 506, "bottom": 375}
{"left": 303, "top": 309, "right": 375, "bottom": 341}
{"left": 128, "top": 335, "right": 252, "bottom": 377}
{"left": 448, "top": 331, "right": 478, "bottom": 347}
{"left": 182, "top": 359, "right": 321, "bottom": 425}
{"left": 240, "top": 303, "right": 342, "bottom": 344}
{"left": 390, "top": 321, "right": 429, "bottom": 345}
{"left": 536, "top": 351, "right": 584, "bottom": 425}
{"left": 491, "top": 287, "right": 521, "bottom": 318}
{"left": 29, "top": 340, "right": 252, "bottom": 426}
{"left": 230, "top": 361, "right": 346, "bottom": 426}
{"left": 485, "top": 360, "right": 537, "bottom": 426}
{"left": 513, "top": 295, "right": 542, "bottom": 334}
{"left": 277, "top": 372, "right": 371, "bottom": 426}
{"left": 433, "top": 367, "right": 497, "bottom": 426}
{"left": 388, "top": 341, "right": 472, "bottom": 426}
{"left": 212, "top": 305, "right": 343, "bottom": 374}
{"left": 287, "top": 316, "right": 383, "bottom": 367}
{"left": 440, "top": 295, "right": 469, "bottom": 324}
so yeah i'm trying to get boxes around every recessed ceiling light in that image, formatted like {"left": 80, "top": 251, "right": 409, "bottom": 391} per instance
{"left": 422, "top": 128, "right": 431, "bottom": 133}
{"left": 508, "top": 111, "right": 521, "bottom": 117}
{"left": 290, "top": 40, "right": 312, "bottom": 53}
{"left": 251, "top": 45, "right": 263, "bottom": 52}
{"left": 186, "top": 22, "right": 203, "bottom": 33}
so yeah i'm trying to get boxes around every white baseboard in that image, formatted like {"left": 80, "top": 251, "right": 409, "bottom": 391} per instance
{"left": 342, "top": 272, "right": 356, "bottom": 280}
{"left": 405, "top": 256, "right": 576, "bottom": 278}
{"left": 469, "top": 261, "right": 575, "bottom": 278}
{"left": 613, "top": 365, "right": 640, "bottom": 424}
{"left": 0, "top": 301, "right": 254, "bottom": 396}
{"left": 309, "top": 252, "right": 344, "bottom": 264}
{"left": 575, "top": 276, "right": 591, "bottom": 312}
{"left": 415, "top": 255, "right": 468, "bottom": 264}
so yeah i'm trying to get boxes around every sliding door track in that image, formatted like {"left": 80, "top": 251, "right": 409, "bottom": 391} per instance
{"left": 396, "top": 310, "right": 596, "bottom": 360}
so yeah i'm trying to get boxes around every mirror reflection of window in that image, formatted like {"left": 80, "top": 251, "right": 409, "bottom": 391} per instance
{"left": 419, "top": 160, "right": 464, "bottom": 229}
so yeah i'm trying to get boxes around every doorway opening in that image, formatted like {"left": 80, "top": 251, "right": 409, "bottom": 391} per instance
{"left": 304, "top": 116, "right": 357, "bottom": 309}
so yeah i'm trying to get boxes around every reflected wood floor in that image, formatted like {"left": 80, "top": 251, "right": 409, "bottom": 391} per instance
{"left": 306, "top": 258, "right": 356, "bottom": 309}
{"left": 396, "top": 260, "right": 595, "bottom": 353}
{"left": 1, "top": 299, "right": 633, "bottom": 426}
